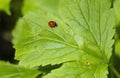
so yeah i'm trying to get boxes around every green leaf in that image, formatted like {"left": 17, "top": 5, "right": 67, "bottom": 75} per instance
{"left": 44, "top": 62, "right": 108, "bottom": 78}
{"left": 0, "top": 0, "right": 11, "bottom": 15}
{"left": 114, "top": 0, "right": 120, "bottom": 25}
{"left": 0, "top": 61, "right": 40, "bottom": 78}
{"left": 22, "top": 0, "right": 59, "bottom": 16}
{"left": 13, "top": 10, "right": 81, "bottom": 67}
{"left": 59, "top": 0, "right": 114, "bottom": 60}
{"left": 12, "top": 0, "right": 114, "bottom": 77}
{"left": 43, "top": 0, "right": 114, "bottom": 77}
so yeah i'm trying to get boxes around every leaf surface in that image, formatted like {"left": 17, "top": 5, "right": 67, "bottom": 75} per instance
{"left": 22, "top": 0, "right": 59, "bottom": 16}
{"left": 12, "top": 0, "right": 114, "bottom": 77}
{"left": 13, "top": 10, "right": 82, "bottom": 67}
{"left": 44, "top": 62, "right": 108, "bottom": 78}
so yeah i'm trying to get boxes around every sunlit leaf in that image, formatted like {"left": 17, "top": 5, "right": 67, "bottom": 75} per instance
{"left": 12, "top": 0, "right": 115, "bottom": 77}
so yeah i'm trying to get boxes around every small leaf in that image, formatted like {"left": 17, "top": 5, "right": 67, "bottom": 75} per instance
{"left": 0, "top": 0, "right": 11, "bottom": 15}
{"left": 0, "top": 61, "right": 40, "bottom": 78}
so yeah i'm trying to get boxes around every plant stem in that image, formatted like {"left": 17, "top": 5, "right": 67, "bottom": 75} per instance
{"left": 109, "top": 64, "right": 120, "bottom": 78}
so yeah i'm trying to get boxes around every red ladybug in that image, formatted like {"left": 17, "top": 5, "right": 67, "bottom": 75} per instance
{"left": 48, "top": 21, "right": 57, "bottom": 28}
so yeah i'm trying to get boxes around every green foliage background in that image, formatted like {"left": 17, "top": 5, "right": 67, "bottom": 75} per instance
{"left": 0, "top": 0, "right": 11, "bottom": 15}
{"left": 0, "top": 0, "right": 120, "bottom": 78}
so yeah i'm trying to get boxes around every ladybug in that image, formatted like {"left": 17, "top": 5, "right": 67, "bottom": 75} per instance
{"left": 48, "top": 21, "right": 57, "bottom": 28}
